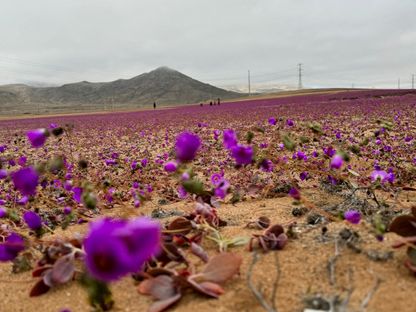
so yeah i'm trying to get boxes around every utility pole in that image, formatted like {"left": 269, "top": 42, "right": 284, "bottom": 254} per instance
{"left": 398, "top": 78, "right": 401, "bottom": 89}
{"left": 248, "top": 70, "right": 251, "bottom": 96}
{"left": 298, "top": 63, "right": 303, "bottom": 89}
{"left": 412, "top": 74, "right": 415, "bottom": 89}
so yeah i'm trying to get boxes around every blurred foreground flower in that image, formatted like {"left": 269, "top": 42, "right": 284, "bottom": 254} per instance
{"left": 0, "top": 233, "right": 25, "bottom": 262}
{"left": 164, "top": 161, "right": 178, "bottom": 172}
{"left": 23, "top": 211, "right": 42, "bottom": 230}
{"left": 11, "top": 167, "right": 39, "bottom": 196}
{"left": 175, "top": 132, "right": 201, "bottom": 162}
{"left": 83, "top": 217, "right": 161, "bottom": 282}
{"left": 344, "top": 210, "right": 361, "bottom": 224}
{"left": 231, "top": 144, "right": 253, "bottom": 165}
{"left": 223, "top": 129, "right": 238, "bottom": 149}
{"left": 268, "top": 117, "right": 277, "bottom": 125}
{"left": 330, "top": 154, "right": 343, "bottom": 169}
{"left": 27, "top": 128, "right": 48, "bottom": 148}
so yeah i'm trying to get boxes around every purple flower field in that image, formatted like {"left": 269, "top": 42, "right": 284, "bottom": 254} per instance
{"left": 0, "top": 89, "right": 415, "bottom": 312}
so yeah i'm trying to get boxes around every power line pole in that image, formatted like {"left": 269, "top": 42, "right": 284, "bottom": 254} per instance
{"left": 398, "top": 78, "right": 400, "bottom": 89}
{"left": 298, "top": 63, "right": 303, "bottom": 89}
{"left": 248, "top": 70, "right": 251, "bottom": 95}
{"left": 412, "top": 74, "right": 415, "bottom": 89}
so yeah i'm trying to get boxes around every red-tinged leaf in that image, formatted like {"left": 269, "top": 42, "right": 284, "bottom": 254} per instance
{"left": 200, "top": 253, "right": 242, "bottom": 284}
{"left": 412, "top": 206, "right": 416, "bottom": 218}
{"left": 404, "top": 259, "right": 416, "bottom": 273}
{"left": 30, "top": 279, "right": 50, "bottom": 297}
{"left": 257, "top": 216, "right": 271, "bottom": 229}
{"left": 275, "top": 233, "right": 288, "bottom": 250}
{"left": 407, "top": 246, "right": 416, "bottom": 265}
{"left": 267, "top": 224, "right": 284, "bottom": 237}
{"left": 146, "top": 267, "right": 175, "bottom": 277}
{"left": 392, "top": 236, "right": 416, "bottom": 248}
{"left": 210, "top": 196, "right": 221, "bottom": 208}
{"left": 389, "top": 215, "right": 416, "bottom": 237}
{"left": 50, "top": 254, "right": 75, "bottom": 285}
{"left": 148, "top": 293, "right": 182, "bottom": 312}
{"left": 138, "top": 275, "right": 176, "bottom": 300}
{"left": 187, "top": 278, "right": 224, "bottom": 298}
{"left": 167, "top": 217, "right": 192, "bottom": 235}
{"left": 191, "top": 242, "right": 209, "bottom": 263}
{"left": 32, "top": 266, "right": 52, "bottom": 277}
{"left": 43, "top": 270, "right": 56, "bottom": 287}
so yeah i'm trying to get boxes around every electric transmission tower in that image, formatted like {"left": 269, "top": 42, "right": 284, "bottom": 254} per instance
{"left": 298, "top": 63, "right": 303, "bottom": 89}
{"left": 248, "top": 70, "right": 251, "bottom": 95}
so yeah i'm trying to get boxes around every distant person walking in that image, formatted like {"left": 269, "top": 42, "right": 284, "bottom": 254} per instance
{"left": 153, "top": 102, "right": 156, "bottom": 109}
{"left": 217, "top": 98, "right": 221, "bottom": 105}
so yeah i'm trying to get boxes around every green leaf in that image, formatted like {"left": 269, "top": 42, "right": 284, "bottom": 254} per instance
{"left": 182, "top": 179, "right": 204, "bottom": 195}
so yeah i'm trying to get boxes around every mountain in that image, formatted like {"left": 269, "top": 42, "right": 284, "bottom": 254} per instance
{"left": 0, "top": 67, "right": 242, "bottom": 115}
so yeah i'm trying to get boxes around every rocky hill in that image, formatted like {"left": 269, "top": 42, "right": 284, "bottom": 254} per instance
{"left": 0, "top": 67, "right": 242, "bottom": 115}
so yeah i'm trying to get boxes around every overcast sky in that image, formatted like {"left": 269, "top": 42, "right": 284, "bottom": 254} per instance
{"left": 0, "top": 0, "right": 415, "bottom": 89}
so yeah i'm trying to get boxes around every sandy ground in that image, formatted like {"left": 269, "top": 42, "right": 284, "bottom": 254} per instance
{"left": 0, "top": 189, "right": 415, "bottom": 312}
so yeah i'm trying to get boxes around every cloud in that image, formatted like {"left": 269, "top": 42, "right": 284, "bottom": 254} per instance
{"left": 0, "top": 0, "right": 415, "bottom": 89}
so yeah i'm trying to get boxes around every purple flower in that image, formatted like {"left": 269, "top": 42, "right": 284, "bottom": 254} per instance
{"left": 213, "top": 130, "right": 221, "bottom": 141}
{"left": 330, "top": 154, "right": 343, "bottom": 169}
{"left": 83, "top": 217, "right": 161, "bottom": 282}
{"left": 370, "top": 170, "right": 389, "bottom": 183}
{"left": 231, "top": 144, "right": 253, "bottom": 166}
{"left": 268, "top": 117, "right": 277, "bottom": 125}
{"left": 323, "top": 146, "right": 336, "bottom": 157}
{"left": 11, "top": 167, "right": 39, "bottom": 196}
{"left": 223, "top": 129, "right": 238, "bottom": 149}
{"left": 64, "top": 180, "right": 73, "bottom": 191}
{"left": 296, "top": 150, "right": 306, "bottom": 160}
{"left": 164, "top": 161, "right": 178, "bottom": 172}
{"left": 210, "top": 173, "right": 223, "bottom": 186}
{"left": 105, "top": 159, "right": 117, "bottom": 166}
{"left": 259, "top": 159, "right": 274, "bottom": 172}
{"left": 286, "top": 119, "right": 294, "bottom": 127}
{"left": 141, "top": 158, "right": 148, "bottom": 167}
{"left": 0, "top": 169, "right": 7, "bottom": 179}
{"left": 23, "top": 211, "right": 42, "bottom": 230}
{"left": 214, "top": 178, "right": 230, "bottom": 199}
{"left": 0, "top": 207, "right": 7, "bottom": 218}
{"left": 175, "top": 132, "right": 201, "bottom": 162}
{"left": 27, "top": 128, "right": 48, "bottom": 148}
{"left": 0, "top": 233, "right": 25, "bottom": 262}
{"left": 131, "top": 161, "right": 138, "bottom": 170}
{"left": 300, "top": 171, "right": 309, "bottom": 181}
{"left": 181, "top": 172, "right": 190, "bottom": 181}
{"left": 288, "top": 187, "right": 301, "bottom": 200}
{"left": 17, "top": 196, "right": 29, "bottom": 206}
{"left": 344, "top": 210, "right": 361, "bottom": 224}
{"left": 63, "top": 207, "right": 72, "bottom": 215}
{"left": 18, "top": 156, "right": 27, "bottom": 166}
{"left": 72, "top": 187, "right": 83, "bottom": 203}
{"left": 178, "top": 186, "right": 188, "bottom": 199}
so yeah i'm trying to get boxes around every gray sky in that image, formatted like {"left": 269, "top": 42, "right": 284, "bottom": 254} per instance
{"left": 0, "top": 0, "right": 415, "bottom": 90}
